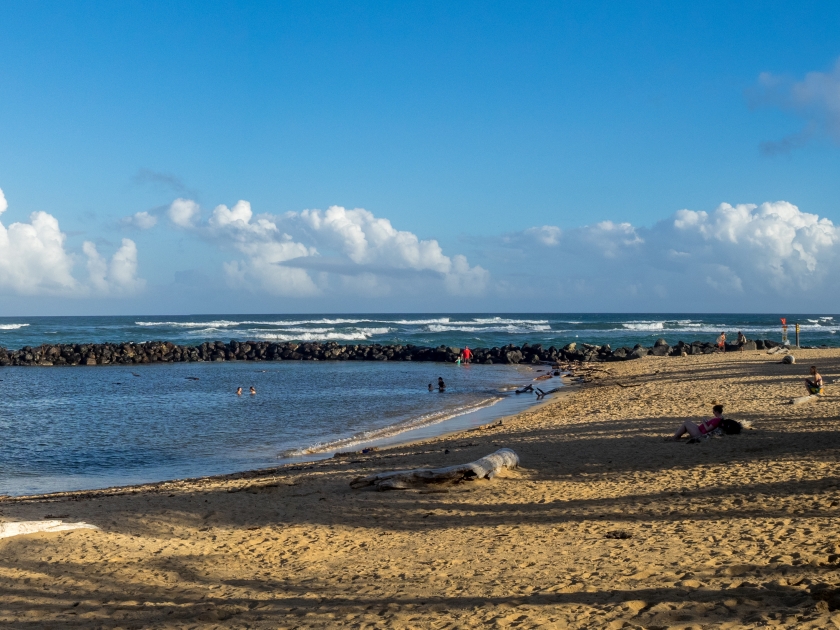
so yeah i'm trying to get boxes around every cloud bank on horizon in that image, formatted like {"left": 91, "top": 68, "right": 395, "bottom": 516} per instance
{"left": 0, "top": 183, "right": 837, "bottom": 312}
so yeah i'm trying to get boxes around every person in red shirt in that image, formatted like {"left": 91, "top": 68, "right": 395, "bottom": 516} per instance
{"left": 670, "top": 404, "right": 724, "bottom": 441}
{"left": 461, "top": 346, "right": 472, "bottom": 364}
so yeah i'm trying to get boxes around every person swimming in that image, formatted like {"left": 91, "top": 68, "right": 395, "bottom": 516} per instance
{"left": 438, "top": 377, "right": 446, "bottom": 391}
{"left": 250, "top": 386, "right": 256, "bottom": 395}
{"left": 236, "top": 387, "right": 242, "bottom": 396}
{"left": 428, "top": 383, "right": 434, "bottom": 392}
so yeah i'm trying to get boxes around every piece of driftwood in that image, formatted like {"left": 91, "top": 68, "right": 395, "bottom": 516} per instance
{"left": 535, "top": 387, "right": 561, "bottom": 399}
{"left": 350, "top": 448, "right": 519, "bottom": 490}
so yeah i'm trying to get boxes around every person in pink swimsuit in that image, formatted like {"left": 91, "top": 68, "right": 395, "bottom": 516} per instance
{"left": 670, "top": 404, "right": 724, "bottom": 441}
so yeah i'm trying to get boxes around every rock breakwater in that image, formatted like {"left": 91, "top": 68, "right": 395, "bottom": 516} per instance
{"left": 0, "top": 337, "right": 804, "bottom": 367}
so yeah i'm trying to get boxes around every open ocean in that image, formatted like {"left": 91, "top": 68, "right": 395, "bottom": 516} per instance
{"left": 0, "top": 313, "right": 837, "bottom": 349}
{"left": 0, "top": 313, "right": 836, "bottom": 496}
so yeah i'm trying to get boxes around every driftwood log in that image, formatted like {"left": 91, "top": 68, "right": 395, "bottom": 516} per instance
{"left": 535, "top": 387, "right": 561, "bottom": 400}
{"left": 350, "top": 448, "right": 519, "bottom": 490}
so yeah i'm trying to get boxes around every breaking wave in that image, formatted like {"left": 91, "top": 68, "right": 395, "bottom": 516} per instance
{"left": 0, "top": 323, "right": 29, "bottom": 331}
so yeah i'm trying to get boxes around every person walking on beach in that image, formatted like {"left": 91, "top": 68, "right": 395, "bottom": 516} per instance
{"left": 737, "top": 331, "right": 747, "bottom": 350}
{"left": 670, "top": 404, "right": 725, "bottom": 441}
{"left": 716, "top": 332, "right": 726, "bottom": 352}
{"left": 805, "top": 366, "right": 824, "bottom": 396}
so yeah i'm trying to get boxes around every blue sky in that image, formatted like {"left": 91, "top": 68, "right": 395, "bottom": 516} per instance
{"left": 1, "top": 1, "right": 839, "bottom": 314}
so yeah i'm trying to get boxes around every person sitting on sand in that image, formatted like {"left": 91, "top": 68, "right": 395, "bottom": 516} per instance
{"left": 438, "top": 377, "right": 446, "bottom": 391}
{"left": 236, "top": 387, "right": 242, "bottom": 396}
{"left": 716, "top": 332, "right": 726, "bottom": 352}
{"left": 805, "top": 366, "right": 824, "bottom": 396}
{"left": 250, "top": 386, "right": 256, "bottom": 395}
{"left": 670, "top": 404, "right": 725, "bottom": 441}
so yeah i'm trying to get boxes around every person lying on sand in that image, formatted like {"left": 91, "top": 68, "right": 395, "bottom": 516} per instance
{"left": 670, "top": 404, "right": 724, "bottom": 441}
{"left": 805, "top": 366, "right": 824, "bottom": 396}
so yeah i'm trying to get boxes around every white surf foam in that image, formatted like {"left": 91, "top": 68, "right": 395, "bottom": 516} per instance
{"left": 621, "top": 322, "right": 665, "bottom": 331}
{"left": 280, "top": 396, "right": 504, "bottom": 458}
{"left": 469, "top": 317, "right": 550, "bottom": 325}
{"left": 136, "top": 320, "right": 242, "bottom": 328}
{"left": 0, "top": 323, "right": 29, "bottom": 331}
{"left": 427, "top": 324, "right": 551, "bottom": 333}
{"left": 250, "top": 327, "right": 392, "bottom": 342}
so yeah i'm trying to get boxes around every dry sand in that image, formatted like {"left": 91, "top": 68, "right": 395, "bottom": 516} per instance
{"left": 2, "top": 349, "right": 840, "bottom": 629}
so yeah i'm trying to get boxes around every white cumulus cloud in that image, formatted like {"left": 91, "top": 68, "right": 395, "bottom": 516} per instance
{"left": 672, "top": 201, "right": 837, "bottom": 286}
{"left": 524, "top": 225, "right": 562, "bottom": 246}
{"left": 208, "top": 200, "right": 320, "bottom": 296}
{"left": 507, "top": 200, "right": 838, "bottom": 308}
{"left": 122, "top": 211, "right": 158, "bottom": 229}
{"left": 170, "top": 199, "right": 488, "bottom": 298}
{"left": 295, "top": 206, "right": 488, "bottom": 294}
{"left": 168, "top": 198, "right": 200, "bottom": 228}
{"left": 0, "top": 186, "right": 145, "bottom": 297}
{"left": 83, "top": 239, "right": 146, "bottom": 294}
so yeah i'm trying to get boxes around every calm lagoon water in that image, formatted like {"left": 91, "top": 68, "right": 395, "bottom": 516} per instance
{"left": 0, "top": 360, "right": 540, "bottom": 496}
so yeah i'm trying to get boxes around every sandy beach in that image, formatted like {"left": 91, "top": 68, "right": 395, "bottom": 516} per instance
{"left": 1, "top": 349, "right": 839, "bottom": 629}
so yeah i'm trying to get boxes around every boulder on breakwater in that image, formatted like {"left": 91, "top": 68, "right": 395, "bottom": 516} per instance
{"left": 0, "top": 337, "right": 802, "bottom": 367}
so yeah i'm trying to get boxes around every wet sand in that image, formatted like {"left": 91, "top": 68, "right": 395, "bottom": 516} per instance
{"left": 1, "top": 349, "right": 839, "bottom": 629}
